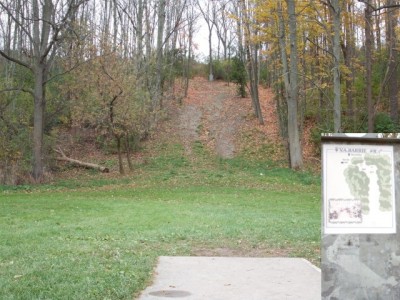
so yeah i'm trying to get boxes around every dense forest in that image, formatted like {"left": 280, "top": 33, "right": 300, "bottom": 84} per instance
{"left": 1, "top": 0, "right": 400, "bottom": 184}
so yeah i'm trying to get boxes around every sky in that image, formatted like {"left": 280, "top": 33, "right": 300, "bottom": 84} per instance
{"left": 192, "top": 17, "right": 222, "bottom": 62}
{"left": 193, "top": 24, "right": 210, "bottom": 60}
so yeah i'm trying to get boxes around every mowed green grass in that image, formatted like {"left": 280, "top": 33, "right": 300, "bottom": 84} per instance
{"left": 0, "top": 144, "right": 321, "bottom": 299}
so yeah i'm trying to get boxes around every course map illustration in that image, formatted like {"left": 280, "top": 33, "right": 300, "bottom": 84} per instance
{"left": 323, "top": 144, "right": 396, "bottom": 234}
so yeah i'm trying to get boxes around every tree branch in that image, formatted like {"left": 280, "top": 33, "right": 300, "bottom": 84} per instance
{"left": 306, "top": 37, "right": 335, "bottom": 58}
{"left": 319, "top": 0, "right": 334, "bottom": 11}
{"left": 0, "top": 87, "right": 34, "bottom": 97}
{"left": 0, "top": 50, "right": 33, "bottom": 71}
{"left": 358, "top": 0, "right": 400, "bottom": 11}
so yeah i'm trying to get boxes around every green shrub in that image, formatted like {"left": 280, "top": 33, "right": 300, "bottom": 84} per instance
{"left": 230, "top": 57, "right": 247, "bottom": 97}
{"left": 212, "top": 59, "right": 231, "bottom": 80}
{"left": 374, "top": 112, "right": 398, "bottom": 133}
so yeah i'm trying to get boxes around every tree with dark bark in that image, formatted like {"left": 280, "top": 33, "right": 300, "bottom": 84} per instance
{"left": 277, "top": 0, "right": 303, "bottom": 169}
{"left": 235, "top": 0, "right": 264, "bottom": 124}
{"left": 386, "top": 0, "right": 399, "bottom": 124}
{"left": 0, "top": 0, "right": 88, "bottom": 181}
{"left": 328, "top": 0, "right": 342, "bottom": 133}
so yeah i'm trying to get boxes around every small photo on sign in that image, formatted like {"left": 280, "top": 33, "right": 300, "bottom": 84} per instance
{"left": 329, "top": 199, "right": 362, "bottom": 224}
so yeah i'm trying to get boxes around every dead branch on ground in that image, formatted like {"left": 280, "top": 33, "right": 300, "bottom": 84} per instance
{"left": 54, "top": 147, "right": 109, "bottom": 173}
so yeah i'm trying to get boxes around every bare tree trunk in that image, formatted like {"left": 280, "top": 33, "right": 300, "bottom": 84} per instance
{"left": 235, "top": 2, "right": 245, "bottom": 64}
{"left": 137, "top": 0, "right": 144, "bottom": 69}
{"left": 198, "top": 0, "right": 215, "bottom": 81}
{"left": 246, "top": 42, "right": 263, "bottom": 124}
{"left": 184, "top": 5, "right": 195, "bottom": 98}
{"left": 365, "top": 1, "right": 374, "bottom": 132}
{"left": 155, "top": 0, "right": 166, "bottom": 109}
{"left": 330, "top": 0, "right": 342, "bottom": 133}
{"left": 208, "top": 25, "right": 214, "bottom": 81}
{"left": 241, "top": 0, "right": 263, "bottom": 124}
{"left": 32, "top": 0, "right": 53, "bottom": 180}
{"left": 33, "top": 65, "right": 46, "bottom": 180}
{"left": 387, "top": 0, "right": 399, "bottom": 124}
{"left": 112, "top": 0, "right": 118, "bottom": 49}
{"left": 343, "top": 1, "right": 355, "bottom": 129}
{"left": 145, "top": 0, "right": 152, "bottom": 91}
{"left": 125, "top": 134, "right": 134, "bottom": 171}
{"left": 375, "top": 0, "right": 382, "bottom": 52}
{"left": 286, "top": 0, "right": 303, "bottom": 169}
{"left": 116, "top": 136, "right": 124, "bottom": 175}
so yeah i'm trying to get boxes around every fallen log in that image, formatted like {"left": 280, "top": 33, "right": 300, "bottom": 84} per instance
{"left": 54, "top": 147, "right": 109, "bottom": 173}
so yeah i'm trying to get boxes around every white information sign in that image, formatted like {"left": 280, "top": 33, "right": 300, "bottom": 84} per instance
{"left": 323, "top": 143, "right": 396, "bottom": 234}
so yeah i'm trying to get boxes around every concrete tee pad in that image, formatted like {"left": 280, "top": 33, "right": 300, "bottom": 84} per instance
{"left": 137, "top": 256, "right": 321, "bottom": 300}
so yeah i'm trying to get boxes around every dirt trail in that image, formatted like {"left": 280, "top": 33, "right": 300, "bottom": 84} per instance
{"left": 176, "top": 77, "right": 280, "bottom": 159}
{"left": 177, "top": 79, "right": 245, "bottom": 158}
{"left": 178, "top": 105, "right": 202, "bottom": 155}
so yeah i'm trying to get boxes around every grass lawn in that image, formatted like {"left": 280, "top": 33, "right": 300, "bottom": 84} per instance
{"left": 0, "top": 144, "right": 321, "bottom": 299}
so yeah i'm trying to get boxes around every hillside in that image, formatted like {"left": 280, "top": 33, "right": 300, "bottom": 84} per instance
{"left": 159, "top": 78, "right": 285, "bottom": 160}
{"left": 52, "top": 77, "right": 319, "bottom": 182}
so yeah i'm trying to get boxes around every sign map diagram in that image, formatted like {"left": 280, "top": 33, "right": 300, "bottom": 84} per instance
{"left": 323, "top": 144, "right": 396, "bottom": 234}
